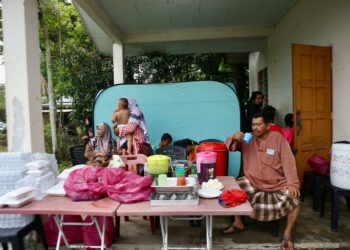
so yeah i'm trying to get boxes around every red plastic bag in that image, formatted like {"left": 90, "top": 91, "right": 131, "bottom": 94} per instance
{"left": 44, "top": 215, "right": 84, "bottom": 247}
{"left": 219, "top": 189, "right": 247, "bottom": 208}
{"left": 82, "top": 216, "right": 116, "bottom": 248}
{"left": 64, "top": 167, "right": 107, "bottom": 201}
{"left": 104, "top": 168, "right": 153, "bottom": 203}
{"left": 307, "top": 154, "right": 330, "bottom": 176}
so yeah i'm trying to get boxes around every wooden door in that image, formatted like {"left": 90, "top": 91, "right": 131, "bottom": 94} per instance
{"left": 292, "top": 44, "right": 332, "bottom": 181}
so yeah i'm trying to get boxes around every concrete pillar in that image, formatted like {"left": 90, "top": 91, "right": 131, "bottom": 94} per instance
{"left": 248, "top": 52, "right": 260, "bottom": 94}
{"left": 3, "top": 0, "right": 44, "bottom": 152}
{"left": 113, "top": 43, "right": 124, "bottom": 84}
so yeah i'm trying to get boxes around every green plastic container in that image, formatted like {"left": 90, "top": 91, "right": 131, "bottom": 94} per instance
{"left": 147, "top": 155, "right": 170, "bottom": 174}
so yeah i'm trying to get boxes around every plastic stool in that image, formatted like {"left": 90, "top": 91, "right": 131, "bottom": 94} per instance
{"left": 319, "top": 184, "right": 350, "bottom": 232}
{"left": 0, "top": 215, "right": 48, "bottom": 250}
{"left": 271, "top": 220, "right": 279, "bottom": 237}
{"left": 301, "top": 170, "right": 330, "bottom": 211}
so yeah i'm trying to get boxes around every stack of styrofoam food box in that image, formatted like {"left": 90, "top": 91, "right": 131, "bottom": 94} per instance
{"left": 0, "top": 152, "right": 34, "bottom": 228}
{"left": 16, "top": 158, "right": 56, "bottom": 200}
{"left": 32, "top": 152, "right": 59, "bottom": 177}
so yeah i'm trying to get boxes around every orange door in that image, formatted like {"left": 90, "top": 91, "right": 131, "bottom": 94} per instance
{"left": 292, "top": 44, "right": 332, "bottom": 181}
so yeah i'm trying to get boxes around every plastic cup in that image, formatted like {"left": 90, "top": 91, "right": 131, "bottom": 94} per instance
{"left": 243, "top": 133, "right": 253, "bottom": 144}
{"left": 175, "top": 166, "right": 185, "bottom": 177}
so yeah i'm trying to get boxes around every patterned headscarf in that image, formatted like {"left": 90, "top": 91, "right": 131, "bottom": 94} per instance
{"left": 123, "top": 97, "right": 149, "bottom": 142}
{"left": 94, "top": 123, "right": 113, "bottom": 155}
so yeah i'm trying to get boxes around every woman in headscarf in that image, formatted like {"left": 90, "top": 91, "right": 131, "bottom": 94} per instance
{"left": 85, "top": 123, "right": 114, "bottom": 167}
{"left": 114, "top": 97, "right": 152, "bottom": 155}
{"left": 81, "top": 115, "right": 94, "bottom": 144}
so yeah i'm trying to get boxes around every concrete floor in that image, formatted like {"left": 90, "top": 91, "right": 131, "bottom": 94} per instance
{"left": 112, "top": 197, "right": 350, "bottom": 250}
{"left": 3, "top": 195, "right": 350, "bottom": 250}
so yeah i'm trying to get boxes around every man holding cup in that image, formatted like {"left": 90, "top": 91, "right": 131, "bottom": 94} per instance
{"left": 224, "top": 112, "right": 300, "bottom": 250}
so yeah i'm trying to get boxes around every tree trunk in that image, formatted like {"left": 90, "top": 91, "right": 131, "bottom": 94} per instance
{"left": 38, "top": 5, "right": 57, "bottom": 154}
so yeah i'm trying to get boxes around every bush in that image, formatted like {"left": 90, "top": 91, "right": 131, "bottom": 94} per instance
{"left": 0, "top": 130, "right": 7, "bottom": 151}
{"left": 44, "top": 122, "right": 85, "bottom": 163}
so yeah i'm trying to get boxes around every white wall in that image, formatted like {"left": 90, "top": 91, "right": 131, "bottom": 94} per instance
{"left": 248, "top": 52, "right": 259, "bottom": 93}
{"left": 248, "top": 51, "right": 267, "bottom": 94}
{"left": 267, "top": 0, "right": 350, "bottom": 141}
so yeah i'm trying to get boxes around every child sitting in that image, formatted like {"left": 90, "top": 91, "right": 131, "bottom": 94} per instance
{"left": 112, "top": 98, "right": 133, "bottom": 154}
{"left": 173, "top": 138, "right": 198, "bottom": 163}
{"left": 152, "top": 133, "right": 172, "bottom": 153}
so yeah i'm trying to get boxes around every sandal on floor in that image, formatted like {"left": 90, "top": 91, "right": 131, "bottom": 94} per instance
{"left": 220, "top": 225, "right": 245, "bottom": 235}
{"left": 281, "top": 236, "right": 294, "bottom": 250}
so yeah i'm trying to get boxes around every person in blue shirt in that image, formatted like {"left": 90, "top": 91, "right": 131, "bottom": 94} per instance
{"left": 152, "top": 133, "right": 172, "bottom": 153}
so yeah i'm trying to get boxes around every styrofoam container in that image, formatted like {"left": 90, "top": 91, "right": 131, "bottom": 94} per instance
{"left": 25, "top": 160, "right": 50, "bottom": 170}
{"left": 57, "top": 164, "right": 86, "bottom": 180}
{"left": 4, "top": 186, "right": 34, "bottom": 200}
{"left": 330, "top": 143, "right": 350, "bottom": 189}
{"left": 5, "top": 195, "right": 34, "bottom": 207}
{"left": 0, "top": 195, "right": 8, "bottom": 208}
{"left": 32, "top": 152, "right": 59, "bottom": 176}
{"left": 45, "top": 181, "right": 66, "bottom": 196}
{"left": 26, "top": 168, "right": 50, "bottom": 177}
{"left": 16, "top": 172, "right": 55, "bottom": 200}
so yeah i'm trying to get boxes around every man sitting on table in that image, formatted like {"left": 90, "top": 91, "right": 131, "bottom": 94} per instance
{"left": 224, "top": 112, "right": 300, "bottom": 250}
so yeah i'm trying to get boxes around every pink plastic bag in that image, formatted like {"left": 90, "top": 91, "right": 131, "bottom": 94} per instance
{"left": 104, "top": 168, "right": 153, "bottom": 203}
{"left": 64, "top": 168, "right": 107, "bottom": 201}
{"left": 307, "top": 154, "right": 330, "bottom": 176}
{"left": 82, "top": 216, "right": 116, "bottom": 248}
{"left": 44, "top": 215, "right": 84, "bottom": 247}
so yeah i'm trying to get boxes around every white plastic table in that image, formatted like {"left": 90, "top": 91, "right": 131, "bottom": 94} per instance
{"left": 0, "top": 196, "right": 120, "bottom": 250}
{"left": 116, "top": 176, "right": 253, "bottom": 250}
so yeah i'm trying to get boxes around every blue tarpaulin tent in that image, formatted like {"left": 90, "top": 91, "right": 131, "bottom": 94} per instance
{"left": 93, "top": 81, "right": 241, "bottom": 177}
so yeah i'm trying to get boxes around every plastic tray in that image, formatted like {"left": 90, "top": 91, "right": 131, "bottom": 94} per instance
{"left": 151, "top": 177, "right": 197, "bottom": 192}
{"left": 150, "top": 191, "right": 199, "bottom": 206}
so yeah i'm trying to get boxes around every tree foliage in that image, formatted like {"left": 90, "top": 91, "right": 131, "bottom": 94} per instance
{"left": 39, "top": 0, "right": 113, "bottom": 128}
{"left": 125, "top": 53, "right": 249, "bottom": 103}
{"left": 1, "top": 1, "right": 248, "bottom": 158}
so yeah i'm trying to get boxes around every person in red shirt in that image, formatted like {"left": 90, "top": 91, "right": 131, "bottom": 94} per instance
{"left": 263, "top": 105, "right": 283, "bottom": 134}
{"left": 282, "top": 113, "right": 294, "bottom": 149}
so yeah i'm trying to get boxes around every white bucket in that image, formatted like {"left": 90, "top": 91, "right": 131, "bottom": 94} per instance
{"left": 330, "top": 143, "right": 350, "bottom": 189}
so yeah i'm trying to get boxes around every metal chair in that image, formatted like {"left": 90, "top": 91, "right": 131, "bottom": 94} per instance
{"left": 0, "top": 215, "right": 48, "bottom": 250}
{"left": 70, "top": 145, "right": 87, "bottom": 166}
{"left": 156, "top": 145, "right": 187, "bottom": 161}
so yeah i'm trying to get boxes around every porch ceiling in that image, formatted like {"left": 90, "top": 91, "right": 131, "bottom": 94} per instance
{"left": 73, "top": 0, "right": 298, "bottom": 56}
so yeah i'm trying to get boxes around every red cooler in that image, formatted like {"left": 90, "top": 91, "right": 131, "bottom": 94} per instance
{"left": 197, "top": 142, "right": 228, "bottom": 176}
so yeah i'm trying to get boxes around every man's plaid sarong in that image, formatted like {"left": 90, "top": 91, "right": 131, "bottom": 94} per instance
{"left": 238, "top": 176, "right": 300, "bottom": 221}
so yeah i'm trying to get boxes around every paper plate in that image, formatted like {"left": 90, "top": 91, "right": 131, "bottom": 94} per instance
{"left": 198, "top": 188, "right": 221, "bottom": 199}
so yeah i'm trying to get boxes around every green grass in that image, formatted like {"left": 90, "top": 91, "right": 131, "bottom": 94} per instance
{"left": 58, "top": 161, "right": 72, "bottom": 173}
{"left": 0, "top": 145, "right": 7, "bottom": 152}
